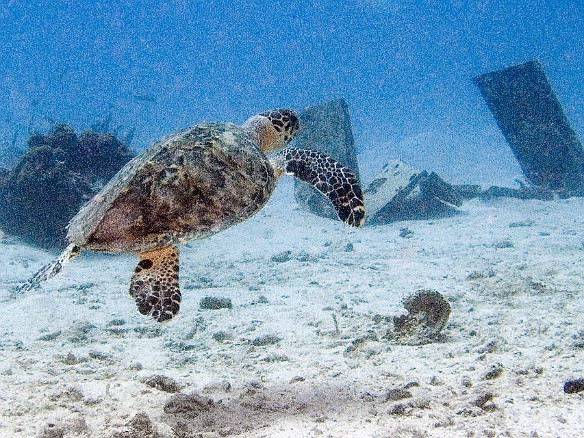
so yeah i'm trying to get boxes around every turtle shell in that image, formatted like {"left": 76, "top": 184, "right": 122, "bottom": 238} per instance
{"left": 67, "top": 122, "right": 276, "bottom": 253}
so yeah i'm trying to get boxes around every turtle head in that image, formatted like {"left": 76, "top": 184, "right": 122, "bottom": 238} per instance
{"left": 243, "top": 108, "right": 300, "bottom": 153}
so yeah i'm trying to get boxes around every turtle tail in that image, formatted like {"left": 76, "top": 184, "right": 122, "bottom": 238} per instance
{"left": 271, "top": 148, "right": 366, "bottom": 227}
{"left": 19, "top": 243, "right": 81, "bottom": 292}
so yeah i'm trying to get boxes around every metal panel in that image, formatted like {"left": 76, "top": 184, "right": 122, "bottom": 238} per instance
{"left": 474, "top": 60, "right": 584, "bottom": 193}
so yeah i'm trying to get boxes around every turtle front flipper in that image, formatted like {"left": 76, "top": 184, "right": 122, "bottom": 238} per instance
{"left": 130, "top": 246, "right": 181, "bottom": 322}
{"left": 271, "top": 148, "right": 366, "bottom": 227}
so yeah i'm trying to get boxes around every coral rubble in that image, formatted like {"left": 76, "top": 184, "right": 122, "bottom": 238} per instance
{"left": 0, "top": 125, "right": 134, "bottom": 248}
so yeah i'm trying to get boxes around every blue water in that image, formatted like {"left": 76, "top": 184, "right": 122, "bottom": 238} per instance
{"left": 0, "top": 0, "right": 582, "bottom": 178}
{"left": 1, "top": 3, "right": 584, "bottom": 435}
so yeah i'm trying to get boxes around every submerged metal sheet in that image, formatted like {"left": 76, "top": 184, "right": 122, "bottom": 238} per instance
{"left": 474, "top": 60, "right": 584, "bottom": 192}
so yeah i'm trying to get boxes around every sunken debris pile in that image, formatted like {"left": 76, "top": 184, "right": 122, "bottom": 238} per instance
{"left": 0, "top": 125, "right": 134, "bottom": 248}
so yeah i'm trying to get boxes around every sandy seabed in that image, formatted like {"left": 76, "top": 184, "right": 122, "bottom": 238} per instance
{"left": 0, "top": 181, "right": 583, "bottom": 437}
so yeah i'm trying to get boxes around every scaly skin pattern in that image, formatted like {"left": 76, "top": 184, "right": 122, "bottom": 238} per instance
{"left": 68, "top": 122, "right": 276, "bottom": 253}
{"left": 271, "top": 148, "right": 366, "bottom": 227}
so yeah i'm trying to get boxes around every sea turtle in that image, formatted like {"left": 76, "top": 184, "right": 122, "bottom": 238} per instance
{"left": 20, "top": 109, "right": 365, "bottom": 322}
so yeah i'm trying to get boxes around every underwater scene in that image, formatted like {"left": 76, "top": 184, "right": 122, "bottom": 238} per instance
{"left": 0, "top": 1, "right": 583, "bottom": 436}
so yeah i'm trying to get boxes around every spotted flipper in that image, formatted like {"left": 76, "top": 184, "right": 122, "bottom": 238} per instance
{"left": 19, "top": 244, "right": 81, "bottom": 292}
{"left": 272, "top": 148, "right": 366, "bottom": 226}
{"left": 130, "top": 246, "right": 181, "bottom": 322}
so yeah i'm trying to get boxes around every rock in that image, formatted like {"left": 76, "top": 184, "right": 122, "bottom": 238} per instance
{"left": 482, "top": 363, "right": 504, "bottom": 380}
{"left": 36, "top": 414, "right": 89, "bottom": 438}
{"left": 271, "top": 250, "right": 293, "bottom": 263}
{"left": 563, "top": 379, "right": 584, "bottom": 394}
{"left": 387, "top": 403, "right": 408, "bottom": 415}
{"left": 202, "top": 380, "right": 232, "bottom": 394}
{"left": 73, "top": 131, "right": 134, "bottom": 181}
{"left": 384, "top": 388, "right": 413, "bottom": 402}
{"left": 0, "top": 143, "right": 92, "bottom": 248}
{"left": 0, "top": 125, "right": 134, "bottom": 248}
{"left": 141, "top": 375, "right": 182, "bottom": 393}
{"left": 112, "top": 412, "right": 159, "bottom": 438}
{"left": 199, "top": 296, "right": 232, "bottom": 310}
{"left": 251, "top": 334, "right": 281, "bottom": 346}
{"left": 292, "top": 99, "right": 361, "bottom": 221}
{"left": 164, "top": 392, "right": 214, "bottom": 416}
{"left": 36, "top": 423, "right": 65, "bottom": 438}
{"left": 212, "top": 331, "right": 233, "bottom": 342}
{"left": 456, "top": 391, "right": 497, "bottom": 416}
{"left": 473, "top": 392, "right": 494, "bottom": 408}
{"left": 289, "top": 376, "right": 305, "bottom": 383}
{"left": 388, "top": 290, "right": 451, "bottom": 345}
{"left": 262, "top": 353, "right": 289, "bottom": 362}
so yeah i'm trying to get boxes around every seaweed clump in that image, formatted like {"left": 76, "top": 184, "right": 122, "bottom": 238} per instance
{"left": 0, "top": 125, "right": 134, "bottom": 248}
{"left": 387, "top": 289, "right": 451, "bottom": 345}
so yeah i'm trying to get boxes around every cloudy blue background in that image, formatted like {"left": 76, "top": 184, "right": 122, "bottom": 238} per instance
{"left": 0, "top": 0, "right": 582, "bottom": 183}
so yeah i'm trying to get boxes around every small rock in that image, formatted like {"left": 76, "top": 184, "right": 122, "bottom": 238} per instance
{"left": 49, "top": 386, "right": 84, "bottom": 403}
{"left": 466, "top": 269, "right": 496, "bottom": 280}
{"left": 271, "top": 250, "right": 292, "bottom": 263}
{"left": 509, "top": 220, "right": 534, "bottom": 228}
{"left": 384, "top": 388, "right": 412, "bottom": 402}
{"left": 61, "top": 352, "right": 85, "bottom": 365}
{"left": 482, "top": 363, "right": 504, "bottom": 380}
{"left": 251, "top": 334, "right": 281, "bottom": 346}
{"left": 88, "top": 350, "right": 113, "bottom": 361}
{"left": 494, "top": 239, "right": 514, "bottom": 248}
{"left": 107, "top": 319, "right": 126, "bottom": 326}
{"left": 202, "top": 380, "right": 231, "bottom": 394}
{"left": 128, "top": 362, "right": 143, "bottom": 371}
{"left": 262, "top": 353, "right": 289, "bottom": 363}
{"left": 164, "top": 392, "right": 214, "bottom": 415}
{"left": 388, "top": 403, "right": 408, "bottom": 415}
{"left": 360, "top": 391, "right": 375, "bottom": 402}
{"left": 36, "top": 415, "right": 89, "bottom": 437}
{"left": 255, "top": 295, "right": 269, "bottom": 304}
{"left": 477, "top": 340, "right": 498, "bottom": 354}
{"left": 212, "top": 331, "right": 233, "bottom": 342}
{"left": 38, "top": 331, "right": 62, "bottom": 341}
{"left": 112, "top": 412, "right": 159, "bottom": 438}
{"left": 473, "top": 392, "right": 493, "bottom": 408}
{"left": 199, "top": 296, "right": 232, "bottom": 310}
{"left": 37, "top": 423, "right": 65, "bottom": 438}
{"left": 289, "top": 376, "right": 305, "bottom": 383}
{"left": 429, "top": 376, "right": 445, "bottom": 386}
{"left": 141, "top": 375, "right": 182, "bottom": 393}
{"left": 564, "top": 378, "right": 584, "bottom": 394}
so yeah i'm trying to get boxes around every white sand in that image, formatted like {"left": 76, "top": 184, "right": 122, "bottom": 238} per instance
{"left": 1, "top": 179, "right": 583, "bottom": 437}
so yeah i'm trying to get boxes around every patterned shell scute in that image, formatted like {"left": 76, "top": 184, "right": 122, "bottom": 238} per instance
{"left": 67, "top": 122, "right": 275, "bottom": 252}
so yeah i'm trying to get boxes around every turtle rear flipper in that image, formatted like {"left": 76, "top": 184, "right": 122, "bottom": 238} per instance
{"left": 130, "top": 246, "right": 181, "bottom": 322}
{"left": 19, "top": 244, "right": 81, "bottom": 292}
{"left": 272, "top": 148, "right": 366, "bottom": 227}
